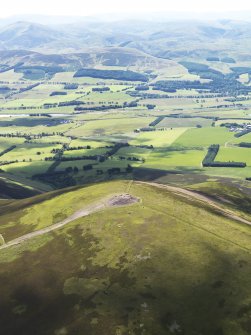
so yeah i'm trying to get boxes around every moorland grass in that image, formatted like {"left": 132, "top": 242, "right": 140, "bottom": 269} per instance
{"left": 0, "top": 181, "right": 250, "bottom": 334}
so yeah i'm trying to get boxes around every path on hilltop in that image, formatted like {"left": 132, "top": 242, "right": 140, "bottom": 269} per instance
{"left": 139, "top": 181, "right": 251, "bottom": 227}
{"left": 1, "top": 181, "right": 251, "bottom": 251}
{"left": 0, "top": 193, "right": 138, "bottom": 250}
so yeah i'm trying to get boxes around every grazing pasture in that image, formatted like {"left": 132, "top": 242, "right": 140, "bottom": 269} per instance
{"left": 130, "top": 128, "right": 187, "bottom": 147}
{"left": 0, "top": 66, "right": 251, "bottom": 188}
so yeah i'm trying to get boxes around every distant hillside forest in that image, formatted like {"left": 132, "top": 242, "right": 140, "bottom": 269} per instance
{"left": 74, "top": 68, "right": 149, "bottom": 82}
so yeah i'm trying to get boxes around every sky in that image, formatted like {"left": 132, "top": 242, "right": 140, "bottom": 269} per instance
{"left": 2, "top": 0, "right": 251, "bottom": 18}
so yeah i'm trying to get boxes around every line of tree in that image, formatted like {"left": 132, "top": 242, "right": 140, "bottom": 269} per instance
{"left": 32, "top": 171, "right": 76, "bottom": 188}
{"left": 49, "top": 155, "right": 98, "bottom": 162}
{"left": 46, "top": 143, "right": 130, "bottom": 164}
{"left": 83, "top": 164, "right": 93, "bottom": 171}
{"left": 202, "top": 145, "right": 220, "bottom": 167}
{"left": 149, "top": 116, "right": 165, "bottom": 127}
{"left": 0, "top": 160, "right": 18, "bottom": 166}
{"left": 50, "top": 91, "right": 67, "bottom": 96}
{"left": 105, "top": 143, "right": 129, "bottom": 157}
{"left": 118, "top": 156, "right": 144, "bottom": 162}
{"left": 64, "top": 145, "right": 91, "bottom": 151}
{"left": 234, "top": 129, "right": 251, "bottom": 138}
{"left": 208, "top": 161, "right": 246, "bottom": 167}
{"left": 0, "top": 132, "right": 64, "bottom": 140}
{"left": 0, "top": 62, "right": 23, "bottom": 73}
{"left": 6, "top": 83, "right": 40, "bottom": 99}
{"left": 29, "top": 113, "right": 52, "bottom": 117}
{"left": 0, "top": 145, "right": 16, "bottom": 157}
{"left": 202, "top": 144, "right": 246, "bottom": 167}
{"left": 92, "top": 87, "right": 110, "bottom": 92}
{"left": 239, "top": 142, "right": 251, "bottom": 148}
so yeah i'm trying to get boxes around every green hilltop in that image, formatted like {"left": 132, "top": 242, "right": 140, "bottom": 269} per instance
{"left": 0, "top": 180, "right": 250, "bottom": 335}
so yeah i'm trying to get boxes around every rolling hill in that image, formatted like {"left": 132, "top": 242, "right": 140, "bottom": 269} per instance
{"left": 0, "top": 47, "right": 177, "bottom": 71}
{"left": 0, "top": 180, "right": 250, "bottom": 335}
{"left": 1, "top": 19, "right": 251, "bottom": 73}
{"left": 0, "top": 21, "right": 64, "bottom": 50}
{"left": 0, "top": 19, "right": 251, "bottom": 61}
{"left": 1, "top": 15, "right": 251, "bottom": 335}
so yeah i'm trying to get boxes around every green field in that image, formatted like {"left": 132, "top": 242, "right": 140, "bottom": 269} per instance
{"left": 1, "top": 143, "right": 61, "bottom": 162}
{"left": 2, "top": 160, "right": 53, "bottom": 177}
{"left": 2, "top": 18, "right": 251, "bottom": 335}
{"left": 3, "top": 17, "right": 251, "bottom": 335}
{"left": 130, "top": 128, "right": 187, "bottom": 147}
{"left": 158, "top": 117, "right": 213, "bottom": 128}
{"left": 66, "top": 117, "right": 155, "bottom": 137}
{"left": 0, "top": 65, "right": 250, "bottom": 189}
{"left": 144, "top": 149, "right": 205, "bottom": 169}
{"left": 216, "top": 147, "right": 251, "bottom": 166}
{"left": 174, "top": 127, "right": 234, "bottom": 147}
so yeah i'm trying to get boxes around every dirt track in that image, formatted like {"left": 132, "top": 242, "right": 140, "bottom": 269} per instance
{"left": 1, "top": 182, "right": 251, "bottom": 251}
{"left": 139, "top": 181, "right": 251, "bottom": 227}
{"left": 0, "top": 193, "right": 138, "bottom": 250}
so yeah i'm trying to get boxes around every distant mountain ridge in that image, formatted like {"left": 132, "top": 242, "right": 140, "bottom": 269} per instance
{"left": 0, "top": 47, "right": 173, "bottom": 71}
{"left": 0, "top": 20, "right": 250, "bottom": 53}
{"left": 0, "top": 19, "right": 251, "bottom": 68}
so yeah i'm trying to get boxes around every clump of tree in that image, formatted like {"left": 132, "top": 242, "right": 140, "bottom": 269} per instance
{"left": 206, "top": 57, "right": 220, "bottom": 62}
{"left": 74, "top": 68, "right": 148, "bottom": 82}
{"left": 221, "top": 57, "right": 235, "bottom": 64}
{"left": 14, "top": 66, "right": 64, "bottom": 80}
{"left": 64, "top": 84, "right": 79, "bottom": 90}
{"left": 0, "top": 86, "right": 11, "bottom": 93}
{"left": 126, "top": 164, "right": 133, "bottom": 173}
{"left": 135, "top": 85, "right": 149, "bottom": 91}
{"left": 92, "top": 87, "right": 110, "bottom": 92}
{"left": 140, "top": 127, "right": 156, "bottom": 132}
{"left": 33, "top": 171, "right": 76, "bottom": 188}
{"left": 146, "top": 104, "right": 156, "bottom": 110}
{"left": 64, "top": 166, "right": 79, "bottom": 174}
{"left": 220, "top": 122, "right": 240, "bottom": 128}
{"left": 50, "top": 91, "right": 67, "bottom": 96}
{"left": 107, "top": 167, "right": 121, "bottom": 176}
{"left": 83, "top": 164, "right": 93, "bottom": 171}
{"left": 123, "top": 101, "right": 138, "bottom": 108}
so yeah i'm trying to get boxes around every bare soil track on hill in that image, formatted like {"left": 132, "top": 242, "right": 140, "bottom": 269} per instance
{"left": 140, "top": 181, "right": 251, "bottom": 227}
{"left": 0, "top": 193, "right": 139, "bottom": 250}
{"left": 1, "top": 181, "right": 251, "bottom": 251}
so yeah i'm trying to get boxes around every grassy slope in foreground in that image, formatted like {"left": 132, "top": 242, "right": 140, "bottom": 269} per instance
{"left": 0, "top": 180, "right": 251, "bottom": 335}
{"left": 0, "top": 176, "right": 41, "bottom": 199}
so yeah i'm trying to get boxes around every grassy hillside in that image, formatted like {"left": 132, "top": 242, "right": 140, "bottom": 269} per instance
{"left": 0, "top": 176, "right": 41, "bottom": 199}
{"left": 0, "top": 47, "right": 174, "bottom": 71}
{"left": 2, "top": 19, "right": 251, "bottom": 60}
{"left": 0, "top": 180, "right": 250, "bottom": 335}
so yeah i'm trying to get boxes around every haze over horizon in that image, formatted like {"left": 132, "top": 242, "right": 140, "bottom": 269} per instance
{"left": 2, "top": 0, "right": 251, "bottom": 20}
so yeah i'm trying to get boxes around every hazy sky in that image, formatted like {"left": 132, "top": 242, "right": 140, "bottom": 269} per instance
{"left": 2, "top": 0, "right": 251, "bottom": 17}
